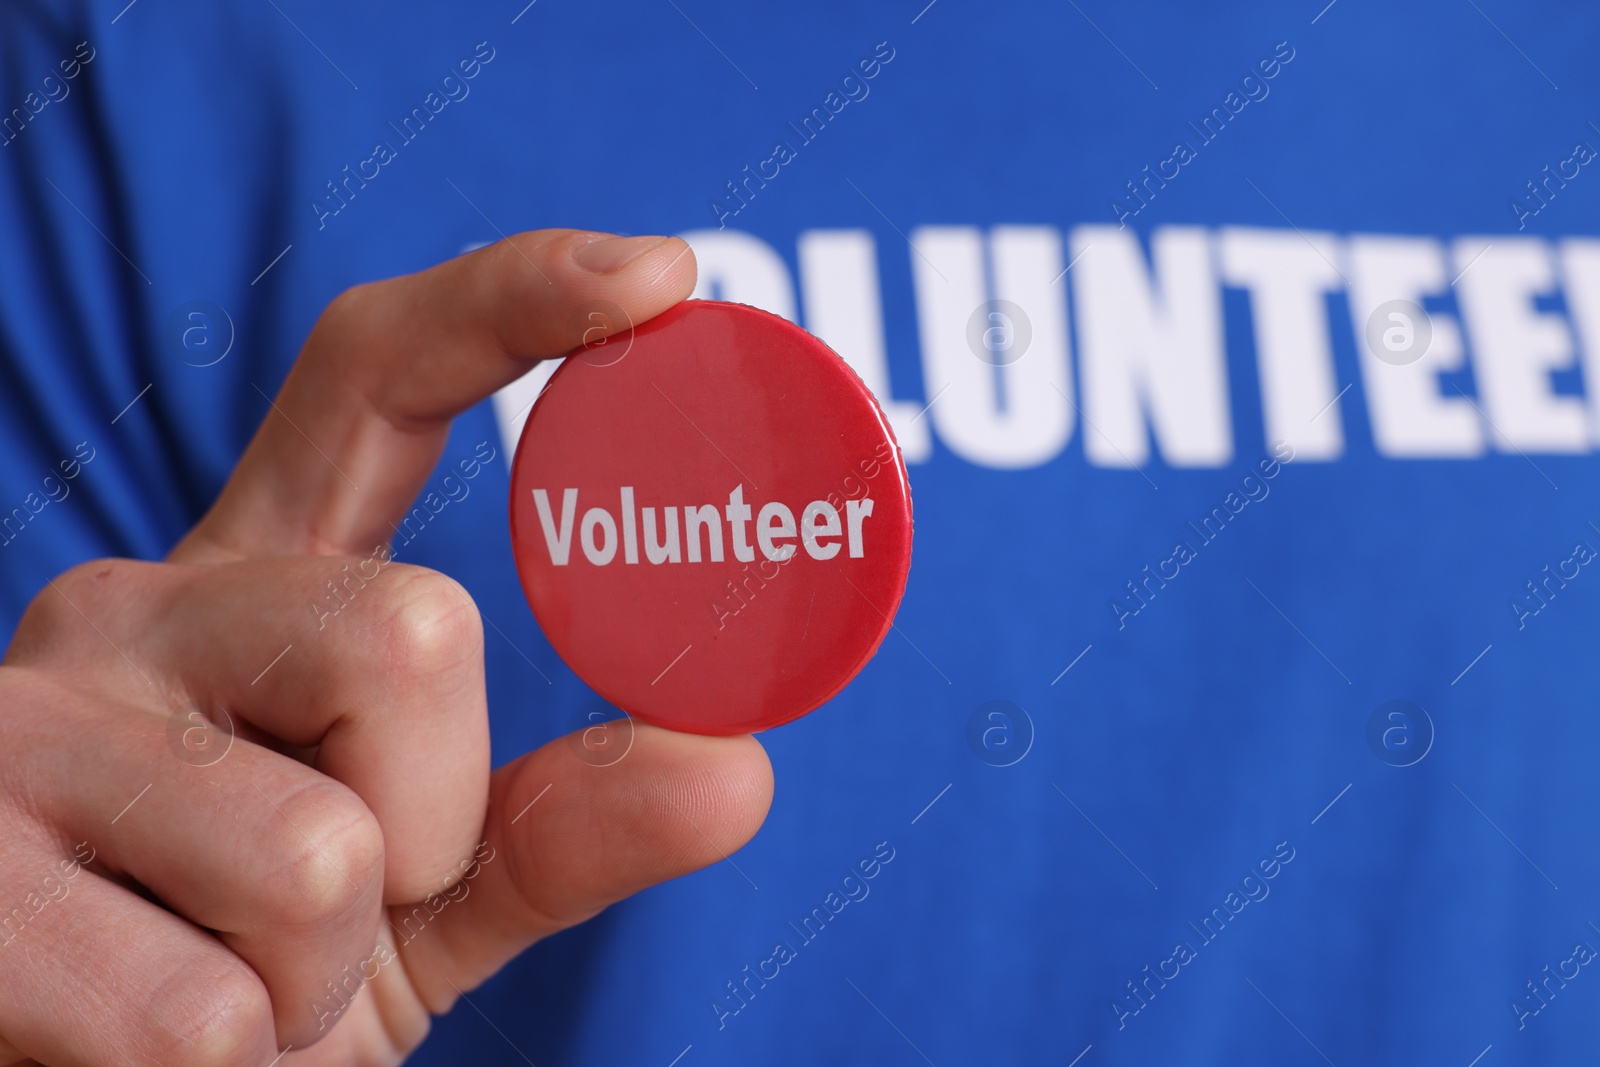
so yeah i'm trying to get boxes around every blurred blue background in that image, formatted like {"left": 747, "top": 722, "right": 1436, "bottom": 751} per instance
{"left": 4, "top": 0, "right": 1600, "bottom": 1063}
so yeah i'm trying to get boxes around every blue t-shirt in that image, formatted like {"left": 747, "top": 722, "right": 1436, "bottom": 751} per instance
{"left": 4, "top": 0, "right": 1600, "bottom": 1062}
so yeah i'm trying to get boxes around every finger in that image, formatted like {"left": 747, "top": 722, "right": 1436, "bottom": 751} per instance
{"left": 0, "top": 833, "right": 278, "bottom": 1067}
{"left": 17, "top": 673, "right": 385, "bottom": 1050}
{"left": 392, "top": 722, "right": 772, "bottom": 1007}
{"left": 15, "top": 556, "right": 489, "bottom": 905}
{"left": 173, "top": 230, "right": 696, "bottom": 563}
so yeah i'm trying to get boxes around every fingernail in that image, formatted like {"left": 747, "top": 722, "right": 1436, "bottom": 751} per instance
{"left": 573, "top": 234, "right": 670, "bottom": 274}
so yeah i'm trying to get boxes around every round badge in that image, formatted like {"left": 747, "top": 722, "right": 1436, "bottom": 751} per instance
{"left": 510, "top": 300, "right": 914, "bottom": 735}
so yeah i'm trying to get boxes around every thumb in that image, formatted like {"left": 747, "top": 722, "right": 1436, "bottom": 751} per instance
{"left": 391, "top": 722, "right": 773, "bottom": 1006}
{"left": 173, "top": 230, "right": 695, "bottom": 563}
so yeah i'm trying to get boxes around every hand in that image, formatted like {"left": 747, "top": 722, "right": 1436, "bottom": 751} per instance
{"left": 0, "top": 231, "right": 774, "bottom": 1066}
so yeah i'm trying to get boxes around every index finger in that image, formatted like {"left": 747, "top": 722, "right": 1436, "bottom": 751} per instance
{"left": 172, "top": 230, "right": 695, "bottom": 563}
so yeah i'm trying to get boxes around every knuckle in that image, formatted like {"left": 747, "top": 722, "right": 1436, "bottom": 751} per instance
{"left": 263, "top": 782, "right": 384, "bottom": 927}
{"left": 11, "top": 558, "right": 147, "bottom": 656}
{"left": 317, "top": 282, "right": 377, "bottom": 338}
{"left": 497, "top": 230, "right": 562, "bottom": 271}
{"left": 366, "top": 565, "right": 482, "bottom": 679}
{"left": 487, "top": 232, "right": 568, "bottom": 301}
{"left": 146, "top": 955, "right": 273, "bottom": 1066}
{"left": 306, "top": 283, "right": 386, "bottom": 369}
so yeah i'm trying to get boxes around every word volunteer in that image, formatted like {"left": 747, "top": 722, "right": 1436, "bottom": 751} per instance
{"left": 506, "top": 226, "right": 1600, "bottom": 477}
{"left": 531, "top": 485, "right": 875, "bottom": 566}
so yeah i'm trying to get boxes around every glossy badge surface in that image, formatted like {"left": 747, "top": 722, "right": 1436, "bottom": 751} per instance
{"left": 509, "top": 299, "right": 913, "bottom": 735}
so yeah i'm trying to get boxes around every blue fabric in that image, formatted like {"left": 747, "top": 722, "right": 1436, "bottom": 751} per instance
{"left": 4, "top": 0, "right": 1600, "bottom": 1063}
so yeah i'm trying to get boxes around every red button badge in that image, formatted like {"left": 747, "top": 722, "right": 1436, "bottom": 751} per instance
{"left": 509, "top": 299, "right": 914, "bottom": 735}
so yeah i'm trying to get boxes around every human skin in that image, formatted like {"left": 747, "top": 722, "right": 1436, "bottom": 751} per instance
{"left": 0, "top": 231, "right": 774, "bottom": 1066}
